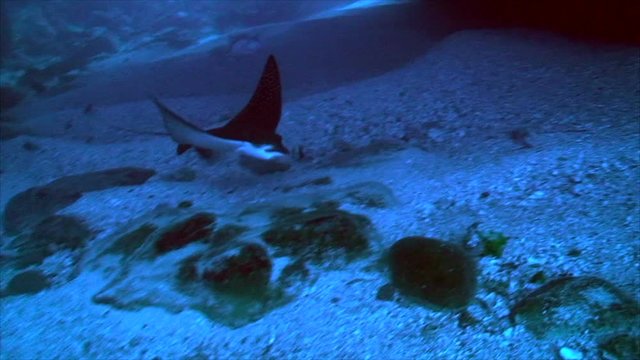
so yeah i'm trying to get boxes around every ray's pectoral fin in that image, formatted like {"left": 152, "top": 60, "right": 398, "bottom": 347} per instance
{"left": 152, "top": 97, "right": 243, "bottom": 155}
{"left": 152, "top": 97, "right": 202, "bottom": 145}
{"left": 176, "top": 143, "right": 191, "bottom": 155}
{"left": 176, "top": 144, "right": 213, "bottom": 158}
{"left": 151, "top": 55, "right": 291, "bottom": 174}
{"left": 209, "top": 55, "right": 284, "bottom": 150}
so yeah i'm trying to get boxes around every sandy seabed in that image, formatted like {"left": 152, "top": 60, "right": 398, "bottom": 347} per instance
{"left": 1, "top": 30, "right": 638, "bottom": 360}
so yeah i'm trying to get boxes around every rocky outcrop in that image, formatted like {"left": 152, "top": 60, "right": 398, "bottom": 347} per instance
{"left": 3, "top": 167, "right": 155, "bottom": 235}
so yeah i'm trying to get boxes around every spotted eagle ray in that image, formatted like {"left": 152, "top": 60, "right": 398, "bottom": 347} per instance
{"left": 152, "top": 55, "right": 291, "bottom": 173}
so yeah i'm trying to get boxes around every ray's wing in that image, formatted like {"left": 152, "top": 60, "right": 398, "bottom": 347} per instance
{"left": 209, "top": 55, "right": 288, "bottom": 153}
{"left": 153, "top": 97, "right": 243, "bottom": 155}
{"left": 152, "top": 97, "right": 203, "bottom": 144}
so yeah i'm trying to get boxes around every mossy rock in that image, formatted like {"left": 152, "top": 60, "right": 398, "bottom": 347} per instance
{"left": 262, "top": 203, "right": 371, "bottom": 262}
{"left": 209, "top": 224, "right": 249, "bottom": 246}
{"left": 155, "top": 212, "right": 216, "bottom": 254}
{"left": 388, "top": 236, "right": 477, "bottom": 309}
{"left": 599, "top": 334, "right": 640, "bottom": 360}
{"left": 8, "top": 215, "right": 91, "bottom": 268}
{"left": 106, "top": 223, "right": 158, "bottom": 255}
{"left": 3, "top": 187, "right": 82, "bottom": 236}
{"left": 31, "top": 215, "right": 92, "bottom": 250}
{"left": 278, "top": 259, "right": 310, "bottom": 288}
{"left": 3, "top": 167, "right": 155, "bottom": 235}
{"left": 510, "top": 276, "right": 639, "bottom": 339}
{"left": 2, "top": 269, "right": 51, "bottom": 297}
{"left": 200, "top": 243, "right": 272, "bottom": 296}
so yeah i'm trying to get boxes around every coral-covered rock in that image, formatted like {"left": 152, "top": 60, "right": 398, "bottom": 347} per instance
{"left": 31, "top": 215, "right": 92, "bottom": 250}
{"left": 181, "top": 243, "right": 272, "bottom": 296}
{"left": 599, "top": 334, "right": 640, "bottom": 360}
{"left": 3, "top": 187, "right": 82, "bottom": 236}
{"left": 7, "top": 215, "right": 92, "bottom": 269}
{"left": 106, "top": 223, "right": 158, "bottom": 256}
{"left": 155, "top": 212, "right": 216, "bottom": 254}
{"left": 46, "top": 167, "right": 156, "bottom": 193}
{"left": 510, "top": 276, "right": 639, "bottom": 340}
{"left": 3, "top": 167, "right": 155, "bottom": 235}
{"left": 261, "top": 202, "right": 371, "bottom": 263}
{"left": 91, "top": 194, "right": 374, "bottom": 328}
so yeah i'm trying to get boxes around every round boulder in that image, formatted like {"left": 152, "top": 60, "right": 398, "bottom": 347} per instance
{"left": 389, "top": 236, "right": 477, "bottom": 309}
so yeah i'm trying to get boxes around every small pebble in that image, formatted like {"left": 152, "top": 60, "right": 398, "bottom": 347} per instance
{"left": 529, "top": 190, "right": 546, "bottom": 199}
{"left": 568, "top": 175, "right": 582, "bottom": 184}
{"left": 527, "top": 256, "right": 544, "bottom": 265}
{"left": 559, "top": 347, "right": 583, "bottom": 360}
